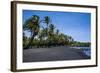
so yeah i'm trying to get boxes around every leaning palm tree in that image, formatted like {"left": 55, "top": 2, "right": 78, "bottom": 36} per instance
{"left": 44, "top": 16, "right": 51, "bottom": 47}
{"left": 44, "top": 16, "right": 51, "bottom": 25}
{"left": 44, "top": 16, "right": 51, "bottom": 35}
{"left": 23, "top": 15, "right": 40, "bottom": 49}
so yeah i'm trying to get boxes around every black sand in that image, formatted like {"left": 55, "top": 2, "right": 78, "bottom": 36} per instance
{"left": 23, "top": 46, "right": 90, "bottom": 62}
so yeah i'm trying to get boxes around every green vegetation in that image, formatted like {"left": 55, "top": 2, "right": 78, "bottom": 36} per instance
{"left": 71, "top": 41, "right": 90, "bottom": 47}
{"left": 23, "top": 15, "right": 90, "bottom": 49}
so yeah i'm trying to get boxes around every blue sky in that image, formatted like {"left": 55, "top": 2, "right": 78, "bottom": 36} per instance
{"left": 23, "top": 10, "right": 91, "bottom": 42}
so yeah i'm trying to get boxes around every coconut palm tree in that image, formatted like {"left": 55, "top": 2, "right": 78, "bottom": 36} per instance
{"left": 49, "top": 24, "right": 55, "bottom": 36}
{"left": 43, "top": 16, "right": 51, "bottom": 46}
{"left": 23, "top": 15, "right": 40, "bottom": 49}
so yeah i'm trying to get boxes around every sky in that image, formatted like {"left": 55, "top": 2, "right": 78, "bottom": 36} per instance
{"left": 23, "top": 10, "right": 91, "bottom": 42}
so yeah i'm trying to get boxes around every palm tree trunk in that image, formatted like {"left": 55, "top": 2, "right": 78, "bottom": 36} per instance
{"left": 24, "top": 33, "right": 35, "bottom": 49}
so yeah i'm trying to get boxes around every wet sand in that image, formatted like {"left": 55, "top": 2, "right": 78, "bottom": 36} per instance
{"left": 23, "top": 46, "right": 90, "bottom": 62}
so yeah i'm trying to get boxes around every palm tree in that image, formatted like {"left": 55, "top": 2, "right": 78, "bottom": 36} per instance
{"left": 23, "top": 15, "right": 40, "bottom": 49}
{"left": 58, "top": 33, "right": 65, "bottom": 45}
{"left": 44, "top": 16, "right": 51, "bottom": 24}
{"left": 38, "top": 27, "right": 47, "bottom": 40}
{"left": 56, "top": 29, "right": 59, "bottom": 35}
{"left": 23, "top": 32, "right": 27, "bottom": 48}
{"left": 63, "top": 35, "right": 70, "bottom": 46}
{"left": 49, "top": 24, "right": 55, "bottom": 36}
{"left": 44, "top": 16, "right": 51, "bottom": 46}
{"left": 67, "top": 36, "right": 74, "bottom": 46}
{"left": 44, "top": 16, "right": 51, "bottom": 34}
{"left": 48, "top": 24, "right": 55, "bottom": 46}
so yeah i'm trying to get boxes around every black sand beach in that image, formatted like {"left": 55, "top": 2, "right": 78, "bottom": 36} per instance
{"left": 23, "top": 46, "right": 90, "bottom": 62}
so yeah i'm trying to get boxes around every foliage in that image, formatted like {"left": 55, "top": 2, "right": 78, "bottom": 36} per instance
{"left": 23, "top": 15, "right": 90, "bottom": 49}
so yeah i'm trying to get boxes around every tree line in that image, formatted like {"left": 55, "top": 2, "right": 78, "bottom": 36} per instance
{"left": 23, "top": 15, "right": 90, "bottom": 49}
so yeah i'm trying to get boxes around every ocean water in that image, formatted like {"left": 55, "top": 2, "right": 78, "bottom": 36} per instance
{"left": 82, "top": 47, "right": 91, "bottom": 57}
{"left": 77, "top": 47, "right": 91, "bottom": 57}
{"left": 72, "top": 47, "right": 91, "bottom": 57}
